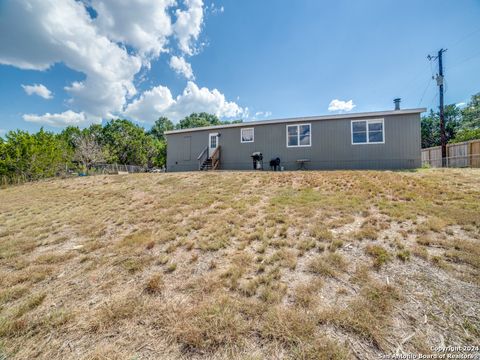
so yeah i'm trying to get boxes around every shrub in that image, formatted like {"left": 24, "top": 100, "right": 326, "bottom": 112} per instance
{"left": 144, "top": 274, "right": 164, "bottom": 294}
{"left": 165, "top": 263, "right": 177, "bottom": 273}
{"left": 397, "top": 250, "right": 411, "bottom": 262}
{"left": 365, "top": 245, "right": 391, "bottom": 268}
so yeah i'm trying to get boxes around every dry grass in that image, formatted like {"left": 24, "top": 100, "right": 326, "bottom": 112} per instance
{"left": 308, "top": 252, "right": 348, "bottom": 277}
{"left": 170, "top": 294, "right": 248, "bottom": 352}
{"left": 0, "top": 169, "right": 479, "bottom": 359}
{"left": 261, "top": 306, "right": 317, "bottom": 346}
{"left": 319, "top": 279, "right": 401, "bottom": 350}
{"left": 143, "top": 273, "right": 164, "bottom": 295}
{"left": 292, "top": 279, "right": 323, "bottom": 309}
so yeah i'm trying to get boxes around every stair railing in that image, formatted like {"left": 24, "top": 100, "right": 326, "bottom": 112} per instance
{"left": 197, "top": 146, "right": 208, "bottom": 170}
{"left": 211, "top": 146, "right": 221, "bottom": 170}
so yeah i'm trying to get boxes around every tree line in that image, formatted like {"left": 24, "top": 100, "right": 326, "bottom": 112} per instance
{"left": 0, "top": 112, "right": 240, "bottom": 184}
{"left": 1, "top": 93, "right": 479, "bottom": 184}
{"left": 421, "top": 92, "right": 480, "bottom": 148}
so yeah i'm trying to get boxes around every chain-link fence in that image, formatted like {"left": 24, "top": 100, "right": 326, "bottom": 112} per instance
{"left": 88, "top": 163, "right": 147, "bottom": 174}
{"left": 1, "top": 163, "right": 152, "bottom": 187}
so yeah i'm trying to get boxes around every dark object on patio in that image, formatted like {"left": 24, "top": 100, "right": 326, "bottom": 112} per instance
{"left": 296, "top": 159, "right": 310, "bottom": 170}
{"left": 251, "top": 152, "right": 263, "bottom": 170}
{"left": 270, "top": 157, "right": 281, "bottom": 171}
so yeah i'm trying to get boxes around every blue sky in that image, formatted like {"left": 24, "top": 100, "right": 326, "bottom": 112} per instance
{"left": 0, "top": 0, "right": 479, "bottom": 135}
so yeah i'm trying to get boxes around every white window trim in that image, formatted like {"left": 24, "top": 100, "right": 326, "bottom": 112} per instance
{"left": 240, "top": 127, "right": 254, "bottom": 143}
{"left": 286, "top": 123, "right": 312, "bottom": 148}
{"left": 351, "top": 118, "right": 385, "bottom": 145}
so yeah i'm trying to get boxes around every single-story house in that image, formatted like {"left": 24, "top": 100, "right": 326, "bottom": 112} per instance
{"left": 165, "top": 103, "right": 426, "bottom": 172}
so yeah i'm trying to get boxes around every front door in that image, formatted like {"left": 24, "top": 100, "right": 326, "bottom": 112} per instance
{"left": 208, "top": 133, "right": 218, "bottom": 158}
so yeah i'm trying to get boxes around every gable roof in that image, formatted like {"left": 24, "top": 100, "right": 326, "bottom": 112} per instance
{"left": 164, "top": 108, "right": 426, "bottom": 135}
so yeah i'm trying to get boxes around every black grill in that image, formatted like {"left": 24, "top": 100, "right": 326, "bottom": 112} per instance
{"left": 251, "top": 152, "right": 263, "bottom": 170}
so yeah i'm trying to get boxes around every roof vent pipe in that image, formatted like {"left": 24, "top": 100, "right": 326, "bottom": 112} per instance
{"left": 394, "top": 98, "right": 401, "bottom": 110}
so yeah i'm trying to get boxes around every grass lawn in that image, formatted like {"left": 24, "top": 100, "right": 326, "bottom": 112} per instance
{"left": 0, "top": 169, "right": 479, "bottom": 359}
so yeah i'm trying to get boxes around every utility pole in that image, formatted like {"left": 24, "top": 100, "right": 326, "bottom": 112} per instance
{"left": 428, "top": 48, "right": 447, "bottom": 166}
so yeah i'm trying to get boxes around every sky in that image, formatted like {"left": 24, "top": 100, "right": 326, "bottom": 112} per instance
{"left": 0, "top": 0, "right": 479, "bottom": 135}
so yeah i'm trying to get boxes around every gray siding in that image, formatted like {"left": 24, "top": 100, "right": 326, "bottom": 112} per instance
{"left": 166, "top": 113, "right": 421, "bottom": 171}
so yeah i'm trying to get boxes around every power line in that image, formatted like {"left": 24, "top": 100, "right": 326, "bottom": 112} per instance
{"left": 449, "top": 49, "right": 480, "bottom": 70}
{"left": 400, "top": 27, "right": 478, "bottom": 108}
{"left": 418, "top": 78, "right": 433, "bottom": 106}
{"left": 398, "top": 63, "right": 430, "bottom": 95}
{"left": 448, "top": 26, "right": 480, "bottom": 50}
{"left": 428, "top": 92, "right": 438, "bottom": 110}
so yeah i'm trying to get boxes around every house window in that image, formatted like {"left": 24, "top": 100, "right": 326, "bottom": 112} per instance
{"left": 351, "top": 119, "right": 384, "bottom": 144}
{"left": 241, "top": 128, "right": 254, "bottom": 143}
{"left": 210, "top": 135, "right": 217, "bottom": 148}
{"left": 287, "top": 124, "right": 311, "bottom": 147}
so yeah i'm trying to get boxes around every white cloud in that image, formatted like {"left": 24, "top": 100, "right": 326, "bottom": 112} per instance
{"left": 168, "top": 81, "right": 243, "bottom": 121}
{"left": 124, "top": 86, "right": 175, "bottom": 122}
{"left": 91, "top": 0, "right": 175, "bottom": 59}
{"left": 208, "top": 3, "right": 224, "bottom": 14}
{"left": 173, "top": 0, "right": 204, "bottom": 55}
{"left": 21, "top": 84, "right": 53, "bottom": 99}
{"left": 169, "top": 56, "right": 194, "bottom": 80}
{"left": 328, "top": 99, "right": 356, "bottom": 112}
{"left": 0, "top": 0, "right": 243, "bottom": 128}
{"left": 125, "top": 81, "right": 243, "bottom": 122}
{"left": 254, "top": 111, "right": 272, "bottom": 118}
{"left": 23, "top": 110, "right": 90, "bottom": 127}
{"left": 0, "top": 0, "right": 141, "bottom": 123}
{"left": 455, "top": 102, "right": 467, "bottom": 108}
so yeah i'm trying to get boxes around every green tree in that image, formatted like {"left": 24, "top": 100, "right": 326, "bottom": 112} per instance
{"left": 421, "top": 104, "right": 461, "bottom": 148}
{"left": 58, "top": 126, "right": 82, "bottom": 149}
{"left": 460, "top": 93, "right": 480, "bottom": 130}
{"left": 149, "top": 117, "right": 174, "bottom": 141}
{"left": 102, "top": 119, "right": 157, "bottom": 166}
{"left": 451, "top": 128, "right": 480, "bottom": 143}
{"left": 152, "top": 139, "right": 167, "bottom": 168}
{"left": 176, "top": 112, "right": 221, "bottom": 129}
{"left": 147, "top": 117, "right": 174, "bottom": 168}
{"left": 176, "top": 112, "right": 243, "bottom": 129}
{"left": 421, "top": 110, "right": 438, "bottom": 149}
{"left": 0, "top": 129, "right": 67, "bottom": 181}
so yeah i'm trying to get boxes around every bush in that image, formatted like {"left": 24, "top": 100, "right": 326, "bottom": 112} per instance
{"left": 451, "top": 128, "right": 480, "bottom": 143}
{"left": 365, "top": 245, "right": 391, "bottom": 268}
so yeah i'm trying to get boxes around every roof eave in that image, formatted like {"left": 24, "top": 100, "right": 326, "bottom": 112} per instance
{"left": 164, "top": 108, "right": 426, "bottom": 135}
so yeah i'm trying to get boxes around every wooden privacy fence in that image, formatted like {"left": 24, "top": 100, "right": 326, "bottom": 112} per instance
{"left": 421, "top": 139, "right": 480, "bottom": 168}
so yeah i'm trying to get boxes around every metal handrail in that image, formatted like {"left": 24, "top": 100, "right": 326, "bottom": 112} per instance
{"left": 197, "top": 146, "right": 208, "bottom": 160}
{"left": 197, "top": 146, "right": 208, "bottom": 170}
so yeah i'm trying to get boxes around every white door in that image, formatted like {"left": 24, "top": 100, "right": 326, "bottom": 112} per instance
{"left": 208, "top": 133, "right": 219, "bottom": 158}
